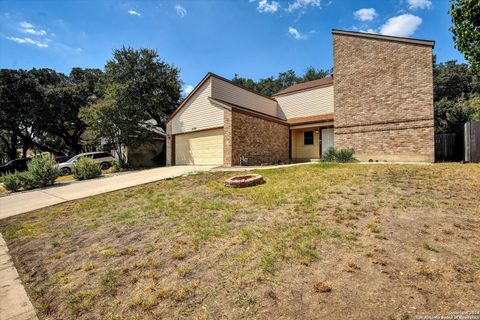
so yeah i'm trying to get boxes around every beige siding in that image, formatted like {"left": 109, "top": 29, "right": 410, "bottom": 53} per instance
{"left": 291, "top": 129, "right": 321, "bottom": 159}
{"left": 175, "top": 128, "right": 224, "bottom": 165}
{"left": 171, "top": 79, "right": 223, "bottom": 134}
{"left": 211, "top": 77, "right": 278, "bottom": 117}
{"left": 276, "top": 85, "right": 334, "bottom": 119}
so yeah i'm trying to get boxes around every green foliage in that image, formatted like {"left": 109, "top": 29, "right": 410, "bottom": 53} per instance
{"left": 322, "top": 147, "right": 337, "bottom": 162}
{"left": 2, "top": 172, "right": 21, "bottom": 192}
{"left": 2, "top": 171, "right": 38, "bottom": 192}
{"left": 1, "top": 156, "right": 59, "bottom": 191}
{"left": 27, "top": 156, "right": 60, "bottom": 187}
{"left": 72, "top": 157, "right": 102, "bottom": 181}
{"left": 435, "top": 95, "right": 480, "bottom": 133}
{"left": 434, "top": 59, "right": 480, "bottom": 133}
{"left": 321, "top": 147, "right": 356, "bottom": 163}
{"left": 434, "top": 60, "right": 479, "bottom": 101}
{"left": 110, "top": 160, "right": 121, "bottom": 173}
{"left": 0, "top": 68, "right": 104, "bottom": 161}
{"left": 232, "top": 67, "right": 331, "bottom": 97}
{"left": 449, "top": 0, "right": 480, "bottom": 75}
{"left": 81, "top": 47, "right": 180, "bottom": 166}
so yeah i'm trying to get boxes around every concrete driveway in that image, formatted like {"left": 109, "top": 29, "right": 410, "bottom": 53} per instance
{"left": 0, "top": 166, "right": 214, "bottom": 220}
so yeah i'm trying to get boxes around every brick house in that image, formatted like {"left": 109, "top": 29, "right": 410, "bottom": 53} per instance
{"left": 166, "top": 29, "right": 435, "bottom": 166}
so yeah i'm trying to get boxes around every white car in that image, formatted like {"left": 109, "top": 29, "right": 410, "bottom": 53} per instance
{"left": 58, "top": 152, "right": 114, "bottom": 176}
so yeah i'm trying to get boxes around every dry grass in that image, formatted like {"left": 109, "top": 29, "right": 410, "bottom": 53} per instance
{"left": 1, "top": 163, "right": 480, "bottom": 319}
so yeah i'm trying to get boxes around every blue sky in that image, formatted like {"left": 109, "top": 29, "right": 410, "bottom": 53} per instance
{"left": 0, "top": 0, "right": 465, "bottom": 95}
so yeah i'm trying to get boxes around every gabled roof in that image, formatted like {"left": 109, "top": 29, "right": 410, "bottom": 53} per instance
{"left": 167, "top": 72, "right": 276, "bottom": 123}
{"left": 273, "top": 77, "right": 334, "bottom": 97}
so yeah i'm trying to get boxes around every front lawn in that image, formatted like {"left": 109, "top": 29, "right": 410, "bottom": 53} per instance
{"left": 1, "top": 163, "right": 479, "bottom": 319}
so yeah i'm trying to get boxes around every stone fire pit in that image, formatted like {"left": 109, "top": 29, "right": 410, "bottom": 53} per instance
{"left": 224, "top": 174, "right": 265, "bottom": 188}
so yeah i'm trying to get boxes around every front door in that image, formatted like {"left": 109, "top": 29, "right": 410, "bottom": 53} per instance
{"left": 321, "top": 128, "right": 334, "bottom": 156}
{"left": 318, "top": 129, "right": 322, "bottom": 157}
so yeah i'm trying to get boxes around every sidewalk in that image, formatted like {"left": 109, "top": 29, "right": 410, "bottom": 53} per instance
{"left": 0, "top": 234, "right": 37, "bottom": 320}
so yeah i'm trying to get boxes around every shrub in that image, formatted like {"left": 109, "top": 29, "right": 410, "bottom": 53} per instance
{"left": 335, "top": 148, "right": 355, "bottom": 163}
{"left": 2, "top": 171, "right": 38, "bottom": 192}
{"left": 2, "top": 173, "right": 21, "bottom": 192}
{"left": 73, "top": 157, "right": 102, "bottom": 181}
{"left": 28, "top": 156, "right": 60, "bottom": 187}
{"left": 321, "top": 147, "right": 356, "bottom": 163}
{"left": 322, "top": 147, "right": 337, "bottom": 162}
{"left": 111, "top": 160, "right": 121, "bottom": 173}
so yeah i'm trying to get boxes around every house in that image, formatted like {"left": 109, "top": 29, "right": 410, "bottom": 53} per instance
{"left": 103, "top": 120, "right": 166, "bottom": 167}
{"left": 166, "top": 29, "right": 435, "bottom": 166}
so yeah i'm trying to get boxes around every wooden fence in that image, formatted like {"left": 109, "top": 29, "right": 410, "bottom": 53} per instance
{"left": 435, "top": 132, "right": 463, "bottom": 162}
{"left": 435, "top": 121, "right": 480, "bottom": 163}
{"left": 464, "top": 121, "right": 480, "bottom": 163}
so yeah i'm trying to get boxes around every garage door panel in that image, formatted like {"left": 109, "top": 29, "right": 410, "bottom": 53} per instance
{"left": 175, "top": 128, "right": 224, "bottom": 165}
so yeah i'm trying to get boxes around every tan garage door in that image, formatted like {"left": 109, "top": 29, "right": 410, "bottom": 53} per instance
{"left": 175, "top": 128, "right": 224, "bottom": 165}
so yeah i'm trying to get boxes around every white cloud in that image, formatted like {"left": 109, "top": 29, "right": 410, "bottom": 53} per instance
{"left": 407, "top": 0, "right": 432, "bottom": 10}
{"left": 128, "top": 10, "right": 141, "bottom": 16}
{"left": 183, "top": 85, "right": 194, "bottom": 95}
{"left": 354, "top": 8, "right": 378, "bottom": 22}
{"left": 19, "top": 21, "right": 46, "bottom": 36}
{"left": 175, "top": 4, "right": 187, "bottom": 17}
{"left": 288, "top": 26, "right": 306, "bottom": 40}
{"left": 286, "top": 0, "right": 321, "bottom": 12}
{"left": 359, "top": 28, "right": 377, "bottom": 34}
{"left": 7, "top": 36, "right": 48, "bottom": 48}
{"left": 379, "top": 14, "right": 422, "bottom": 37}
{"left": 257, "top": 0, "right": 279, "bottom": 13}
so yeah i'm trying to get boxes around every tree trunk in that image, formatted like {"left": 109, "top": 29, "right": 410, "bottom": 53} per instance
{"left": 22, "top": 139, "right": 29, "bottom": 158}
{"left": 8, "top": 133, "right": 18, "bottom": 161}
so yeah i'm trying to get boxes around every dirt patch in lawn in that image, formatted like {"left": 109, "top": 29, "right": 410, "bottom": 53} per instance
{"left": 1, "top": 163, "right": 480, "bottom": 319}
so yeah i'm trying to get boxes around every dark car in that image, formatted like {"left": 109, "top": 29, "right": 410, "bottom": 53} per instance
{"left": 0, "top": 158, "right": 31, "bottom": 175}
{"left": 54, "top": 155, "right": 73, "bottom": 163}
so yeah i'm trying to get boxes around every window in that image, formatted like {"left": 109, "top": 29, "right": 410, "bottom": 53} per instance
{"left": 93, "top": 152, "right": 111, "bottom": 159}
{"left": 304, "top": 131, "right": 314, "bottom": 145}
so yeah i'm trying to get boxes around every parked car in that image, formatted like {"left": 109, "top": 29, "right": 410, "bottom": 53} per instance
{"left": 58, "top": 152, "right": 114, "bottom": 176}
{"left": 54, "top": 154, "right": 73, "bottom": 163}
{"left": 0, "top": 158, "right": 31, "bottom": 175}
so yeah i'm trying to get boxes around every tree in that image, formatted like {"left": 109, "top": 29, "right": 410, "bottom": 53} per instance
{"left": 0, "top": 69, "right": 42, "bottom": 160}
{"left": 80, "top": 97, "right": 148, "bottom": 166}
{"left": 103, "top": 47, "right": 182, "bottom": 130}
{"left": 33, "top": 68, "right": 103, "bottom": 155}
{"left": 231, "top": 67, "right": 331, "bottom": 97}
{"left": 449, "top": 0, "right": 480, "bottom": 75}
{"left": 433, "top": 59, "right": 480, "bottom": 133}
{"left": 81, "top": 47, "right": 182, "bottom": 166}
{"left": 300, "top": 67, "right": 331, "bottom": 82}
{"left": 434, "top": 60, "right": 478, "bottom": 101}
{"left": 435, "top": 95, "right": 480, "bottom": 133}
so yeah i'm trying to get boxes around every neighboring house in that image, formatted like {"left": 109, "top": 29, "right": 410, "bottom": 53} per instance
{"left": 104, "top": 120, "right": 166, "bottom": 167}
{"left": 166, "top": 29, "right": 435, "bottom": 166}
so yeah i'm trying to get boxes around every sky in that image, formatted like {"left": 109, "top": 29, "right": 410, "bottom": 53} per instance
{"left": 0, "top": 0, "right": 466, "bottom": 95}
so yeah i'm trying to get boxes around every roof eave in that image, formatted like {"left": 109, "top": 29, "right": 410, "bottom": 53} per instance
{"left": 332, "top": 29, "right": 435, "bottom": 48}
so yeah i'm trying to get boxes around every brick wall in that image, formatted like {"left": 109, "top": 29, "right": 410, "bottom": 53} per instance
{"left": 224, "top": 109, "right": 289, "bottom": 166}
{"left": 333, "top": 31, "right": 435, "bottom": 162}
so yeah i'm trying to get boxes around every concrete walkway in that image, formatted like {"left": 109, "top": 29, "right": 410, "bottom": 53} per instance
{"left": 0, "top": 234, "right": 37, "bottom": 320}
{"left": 0, "top": 165, "right": 214, "bottom": 220}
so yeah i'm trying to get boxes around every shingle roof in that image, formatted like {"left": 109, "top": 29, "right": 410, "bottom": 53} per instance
{"left": 287, "top": 113, "right": 334, "bottom": 125}
{"left": 273, "top": 77, "right": 334, "bottom": 97}
{"left": 208, "top": 97, "right": 288, "bottom": 125}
